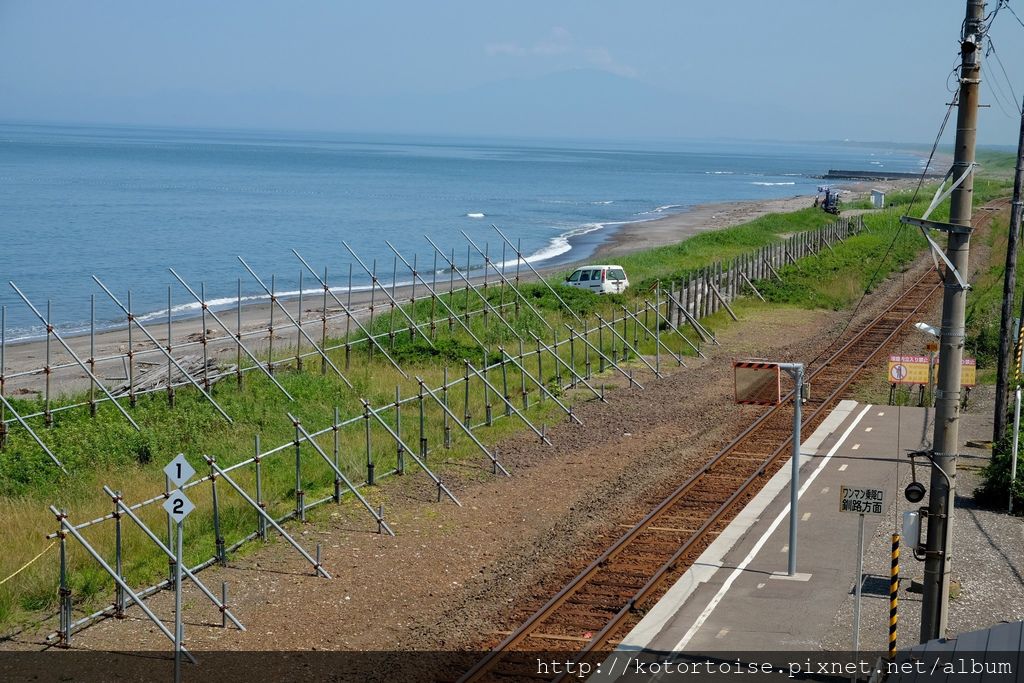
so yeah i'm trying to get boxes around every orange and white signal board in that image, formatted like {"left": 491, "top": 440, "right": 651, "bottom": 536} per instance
{"left": 887, "top": 355, "right": 976, "bottom": 387}
{"left": 733, "top": 361, "right": 781, "bottom": 405}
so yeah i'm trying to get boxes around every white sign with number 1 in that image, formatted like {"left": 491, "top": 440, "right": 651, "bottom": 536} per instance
{"left": 164, "top": 453, "right": 195, "bottom": 489}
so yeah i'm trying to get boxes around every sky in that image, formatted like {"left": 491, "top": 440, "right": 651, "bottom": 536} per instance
{"left": 1, "top": 1, "right": 1023, "bottom": 145}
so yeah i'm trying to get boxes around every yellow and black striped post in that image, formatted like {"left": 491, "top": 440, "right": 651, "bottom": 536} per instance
{"left": 889, "top": 533, "right": 900, "bottom": 659}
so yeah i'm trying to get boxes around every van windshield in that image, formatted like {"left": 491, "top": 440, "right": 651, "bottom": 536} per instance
{"left": 607, "top": 268, "right": 626, "bottom": 281}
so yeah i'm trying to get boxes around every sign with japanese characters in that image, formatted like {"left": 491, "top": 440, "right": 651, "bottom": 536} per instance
{"left": 887, "top": 355, "right": 976, "bottom": 387}
{"left": 839, "top": 485, "right": 884, "bottom": 515}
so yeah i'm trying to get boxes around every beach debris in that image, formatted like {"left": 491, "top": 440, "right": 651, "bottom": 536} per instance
{"left": 111, "top": 355, "right": 234, "bottom": 396}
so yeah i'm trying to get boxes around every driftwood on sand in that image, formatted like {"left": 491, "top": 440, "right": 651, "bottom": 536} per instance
{"left": 111, "top": 355, "right": 236, "bottom": 396}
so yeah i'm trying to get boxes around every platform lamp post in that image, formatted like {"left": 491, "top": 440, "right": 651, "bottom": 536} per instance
{"left": 915, "top": 323, "right": 941, "bottom": 406}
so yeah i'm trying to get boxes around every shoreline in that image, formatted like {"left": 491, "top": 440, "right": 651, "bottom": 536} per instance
{"left": 580, "top": 178, "right": 914, "bottom": 261}
{"left": 0, "top": 178, "right": 915, "bottom": 394}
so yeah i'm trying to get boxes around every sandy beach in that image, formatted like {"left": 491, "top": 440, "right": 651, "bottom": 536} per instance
{"left": 0, "top": 178, "right": 912, "bottom": 397}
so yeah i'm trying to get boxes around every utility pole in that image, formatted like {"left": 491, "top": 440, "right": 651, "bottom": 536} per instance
{"left": 920, "top": 0, "right": 985, "bottom": 643}
{"left": 997, "top": 99, "right": 1024, "bottom": 440}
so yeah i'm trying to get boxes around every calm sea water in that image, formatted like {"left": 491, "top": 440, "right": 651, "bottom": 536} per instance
{"left": 0, "top": 123, "right": 924, "bottom": 340}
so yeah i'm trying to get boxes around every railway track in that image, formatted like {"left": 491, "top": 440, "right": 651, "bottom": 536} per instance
{"left": 458, "top": 199, "right": 1008, "bottom": 682}
{"left": 458, "top": 266, "right": 945, "bottom": 682}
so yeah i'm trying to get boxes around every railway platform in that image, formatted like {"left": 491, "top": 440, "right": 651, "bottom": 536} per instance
{"left": 598, "top": 399, "right": 995, "bottom": 679}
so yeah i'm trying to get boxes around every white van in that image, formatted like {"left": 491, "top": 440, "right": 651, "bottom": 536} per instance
{"left": 564, "top": 265, "right": 630, "bottom": 295}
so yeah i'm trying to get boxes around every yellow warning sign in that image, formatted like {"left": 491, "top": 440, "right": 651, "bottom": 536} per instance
{"left": 887, "top": 355, "right": 975, "bottom": 387}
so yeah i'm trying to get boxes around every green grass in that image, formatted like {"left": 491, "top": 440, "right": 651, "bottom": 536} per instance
{"left": 976, "top": 148, "right": 1018, "bottom": 179}
{"left": 610, "top": 208, "right": 839, "bottom": 290}
{"left": 0, "top": 176, "right": 1016, "bottom": 630}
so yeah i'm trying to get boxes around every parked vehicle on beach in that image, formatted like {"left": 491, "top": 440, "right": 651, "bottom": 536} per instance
{"left": 564, "top": 265, "right": 629, "bottom": 294}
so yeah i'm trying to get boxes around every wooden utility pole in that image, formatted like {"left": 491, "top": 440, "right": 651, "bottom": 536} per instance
{"left": 919, "top": 0, "right": 985, "bottom": 643}
{"left": 995, "top": 99, "right": 1024, "bottom": 441}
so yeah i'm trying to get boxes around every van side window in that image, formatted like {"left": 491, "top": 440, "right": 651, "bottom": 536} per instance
{"left": 567, "top": 270, "right": 581, "bottom": 282}
{"left": 580, "top": 270, "right": 591, "bottom": 282}
{"left": 590, "top": 269, "right": 601, "bottom": 281}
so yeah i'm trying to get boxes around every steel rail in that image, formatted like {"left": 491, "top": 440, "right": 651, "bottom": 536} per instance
{"left": 459, "top": 268, "right": 941, "bottom": 682}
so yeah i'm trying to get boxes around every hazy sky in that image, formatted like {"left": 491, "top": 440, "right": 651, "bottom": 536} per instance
{"left": 2, "top": 1, "right": 1023, "bottom": 144}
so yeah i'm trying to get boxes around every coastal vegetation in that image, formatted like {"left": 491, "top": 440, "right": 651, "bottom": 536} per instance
{"left": 0, "top": 171, "right": 1017, "bottom": 630}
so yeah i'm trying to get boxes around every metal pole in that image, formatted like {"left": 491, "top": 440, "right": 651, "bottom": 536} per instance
{"left": 776, "top": 362, "right": 804, "bottom": 576}
{"left": 114, "top": 493, "right": 124, "bottom": 618}
{"left": 395, "top": 385, "right": 405, "bottom": 474}
{"left": 211, "top": 460, "right": 225, "bottom": 565}
{"left": 295, "top": 270, "right": 304, "bottom": 371}
{"left": 853, "top": 513, "right": 865, "bottom": 657}
{"left": 167, "top": 287, "right": 175, "bottom": 406}
{"left": 1011, "top": 388, "right": 1020, "bottom": 514}
{"left": 321, "top": 268, "right": 329, "bottom": 375}
{"left": 994, "top": 97, "right": 1024, "bottom": 440}
{"left": 201, "top": 283, "right": 210, "bottom": 390}
{"left": 174, "top": 519, "right": 184, "bottom": 683}
{"left": 295, "top": 422, "right": 304, "bottom": 521}
{"left": 890, "top": 533, "right": 900, "bottom": 660}
{"left": 921, "top": 0, "right": 985, "bottom": 642}
{"left": 333, "top": 406, "right": 341, "bottom": 503}
{"left": 236, "top": 279, "right": 243, "bottom": 387}
{"left": 58, "top": 519, "right": 69, "bottom": 647}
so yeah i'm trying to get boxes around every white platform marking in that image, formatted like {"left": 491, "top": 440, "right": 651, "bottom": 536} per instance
{"left": 838, "top": 464, "right": 848, "bottom": 471}
{"left": 671, "top": 404, "right": 873, "bottom": 650}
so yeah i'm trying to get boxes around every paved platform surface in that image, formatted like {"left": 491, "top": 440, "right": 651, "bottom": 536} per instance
{"left": 594, "top": 400, "right": 1000, "bottom": 681}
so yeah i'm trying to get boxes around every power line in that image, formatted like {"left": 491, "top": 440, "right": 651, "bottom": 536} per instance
{"left": 986, "top": 38, "right": 1022, "bottom": 115}
{"left": 805, "top": 97, "right": 957, "bottom": 372}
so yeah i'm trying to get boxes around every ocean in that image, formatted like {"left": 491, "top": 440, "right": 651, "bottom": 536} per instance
{"left": 0, "top": 123, "right": 925, "bottom": 341}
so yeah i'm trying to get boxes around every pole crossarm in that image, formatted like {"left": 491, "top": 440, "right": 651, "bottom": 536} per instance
{"left": 288, "top": 414, "right": 396, "bottom": 535}
{"left": 168, "top": 268, "right": 294, "bottom": 400}
{"left": 9, "top": 282, "right": 141, "bottom": 432}
{"left": 91, "top": 276, "right": 234, "bottom": 423}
